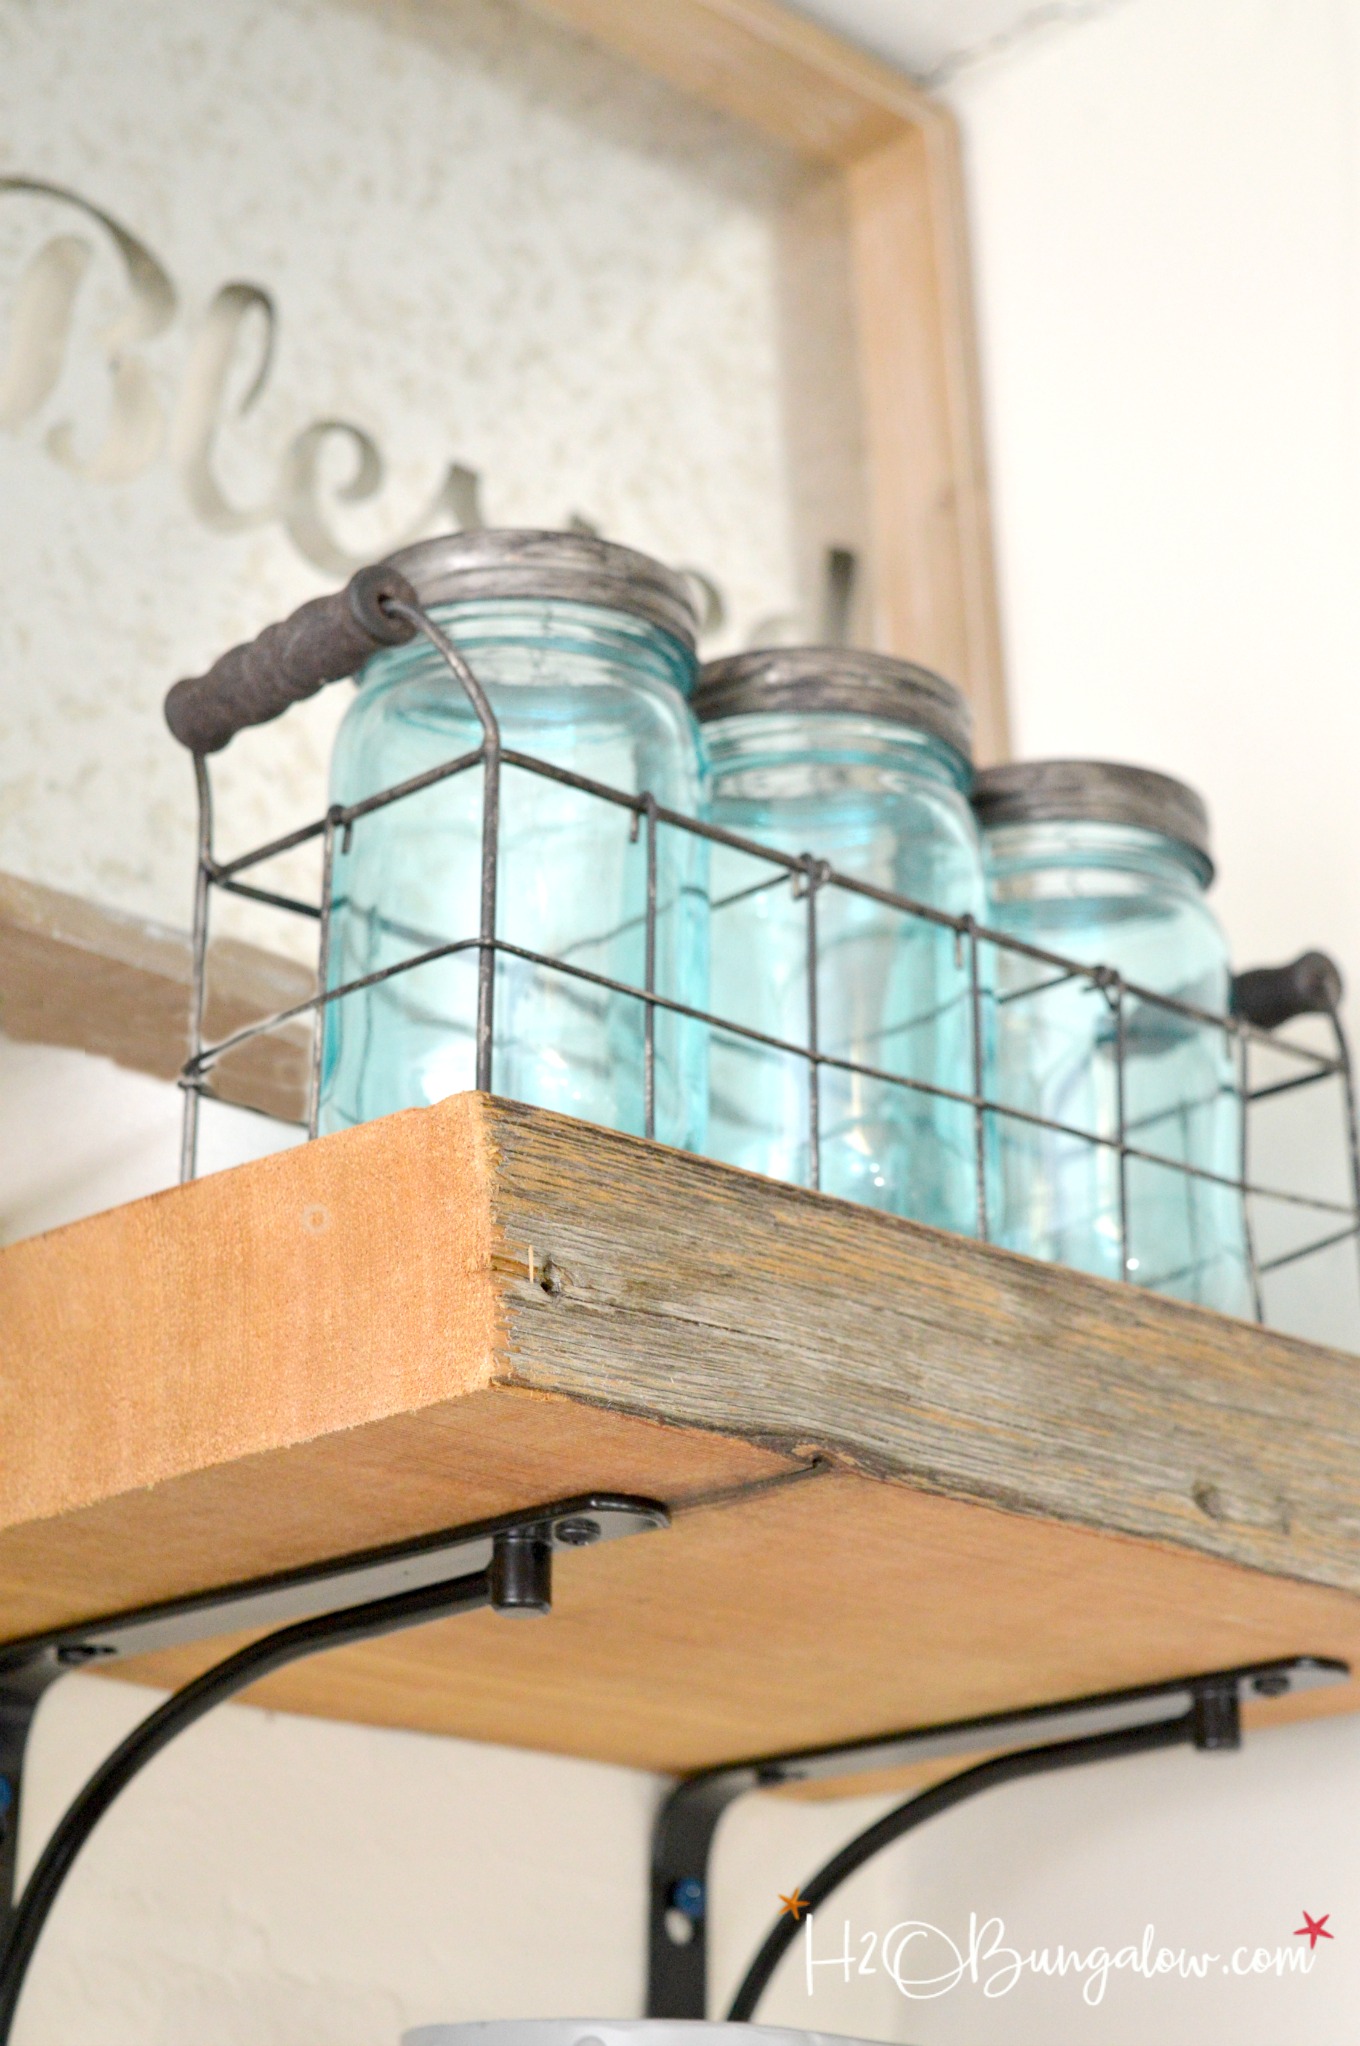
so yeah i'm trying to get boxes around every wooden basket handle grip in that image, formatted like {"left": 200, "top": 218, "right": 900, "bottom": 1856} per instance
{"left": 164, "top": 563, "right": 418, "bottom": 755}
{"left": 1233, "top": 950, "right": 1344, "bottom": 1030}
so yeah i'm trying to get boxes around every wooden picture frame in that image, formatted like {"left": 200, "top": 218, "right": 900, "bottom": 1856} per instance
{"left": 530, "top": 0, "right": 1008, "bottom": 762}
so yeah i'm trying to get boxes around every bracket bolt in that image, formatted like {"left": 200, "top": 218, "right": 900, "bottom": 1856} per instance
{"left": 1252, "top": 1672, "right": 1290, "bottom": 1698}
{"left": 554, "top": 1517, "right": 601, "bottom": 1548}
{"left": 1192, "top": 1680, "right": 1242, "bottom": 1751}
{"left": 490, "top": 1529, "right": 553, "bottom": 1616}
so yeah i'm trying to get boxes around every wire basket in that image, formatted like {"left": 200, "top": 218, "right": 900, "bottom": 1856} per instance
{"left": 170, "top": 590, "right": 1360, "bottom": 1346}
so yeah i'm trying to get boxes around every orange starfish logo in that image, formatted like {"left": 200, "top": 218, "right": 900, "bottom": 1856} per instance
{"left": 778, "top": 1887, "right": 810, "bottom": 1921}
{"left": 1295, "top": 1910, "right": 1333, "bottom": 1949}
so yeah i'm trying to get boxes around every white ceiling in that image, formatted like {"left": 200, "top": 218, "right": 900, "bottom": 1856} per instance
{"left": 790, "top": 0, "right": 1117, "bottom": 85}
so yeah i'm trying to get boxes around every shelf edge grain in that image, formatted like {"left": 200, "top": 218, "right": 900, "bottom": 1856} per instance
{"left": 480, "top": 1095, "right": 1360, "bottom": 1596}
{"left": 4, "top": 1091, "right": 1360, "bottom": 1610}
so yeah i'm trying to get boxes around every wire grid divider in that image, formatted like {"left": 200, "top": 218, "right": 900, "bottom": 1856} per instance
{"left": 178, "top": 607, "right": 1360, "bottom": 1330}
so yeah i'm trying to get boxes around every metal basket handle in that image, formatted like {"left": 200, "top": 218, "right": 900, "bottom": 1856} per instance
{"left": 163, "top": 563, "right": 418, "bottom": 755}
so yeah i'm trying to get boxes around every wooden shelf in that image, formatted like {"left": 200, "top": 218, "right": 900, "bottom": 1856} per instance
{"left": 3, "top": 1091, "right": 1360, "bottom": 1786}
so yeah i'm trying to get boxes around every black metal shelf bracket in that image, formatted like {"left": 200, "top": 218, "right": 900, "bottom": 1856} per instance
{"left": 0, "top": 1493, "right": 667, "bottom": 1971}
{"left": 0, "top": 1504, "right": 1348, "bottom": 2038}
{"left": 646, "top": 1653, "right": 1350, "bottom": 2019}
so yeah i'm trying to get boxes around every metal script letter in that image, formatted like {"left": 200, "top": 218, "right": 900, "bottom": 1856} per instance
{"left": 0, "top": 176, "right": 176, "bottom": 482}
{"left": 0, "top": 235, "right": 92, "bottom": 429}
{"left": 0, "top": 175, "right": 743, "bottom": 631}
{"left": 171, "top": 280, "right": 278, "bottom": 531}
{"left": 279, "top": 422, "right": 490, "bottom": 575}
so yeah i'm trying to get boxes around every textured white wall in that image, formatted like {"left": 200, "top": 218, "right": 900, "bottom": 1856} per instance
{"left": 0, "top": 0, "right": 863, "bottom": 937}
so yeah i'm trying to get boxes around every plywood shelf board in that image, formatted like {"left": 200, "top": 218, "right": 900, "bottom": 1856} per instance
{"left": 2, "top": 1092, "right": 1359, "bottom": 1778}
{"left": 97, "top": 1471, "right": 1360, "bottom": 1781}
{"left": 2, "top": 1390, "right": 1357, "bottom": 1780}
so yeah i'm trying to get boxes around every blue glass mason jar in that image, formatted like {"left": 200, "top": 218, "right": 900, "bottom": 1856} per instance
{"left": 974, "top": 760, "right": 1251, "bottom": 1313}
{"left": 318, "top": 531, "right": 706, "bottom": 1146}
{"left": 696, "top": 648, "right": 984, "bottom": 1227}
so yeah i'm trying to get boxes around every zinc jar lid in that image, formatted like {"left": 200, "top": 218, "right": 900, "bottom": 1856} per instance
{"left": 972, "top": 759, "right": 1214, "bottom": 880}
{"left": 383, "top": 530, "right": 699, "bottom": 654}
{"left": 693, "top": 647, "right": 973, "bottom": 765}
